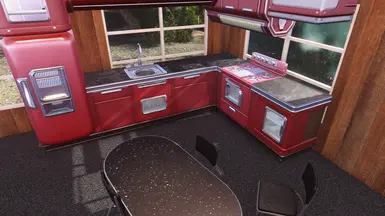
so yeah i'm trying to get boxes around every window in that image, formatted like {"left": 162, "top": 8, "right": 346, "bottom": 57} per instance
{"left": 245, "top": 13, "right": 357, "bottom": 91}
{"left": 103, "top": 7, "right": 207, "bottom": 67}
{"left": 0, "top": 37, "right": 22, "bottom": 106}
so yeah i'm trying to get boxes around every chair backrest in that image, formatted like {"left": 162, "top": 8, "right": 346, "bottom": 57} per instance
{"left": 302, "top": 162, "right": 318, "bottom": 205}
{"left": 195, "top": 135, "right": 219, "bottom": 167}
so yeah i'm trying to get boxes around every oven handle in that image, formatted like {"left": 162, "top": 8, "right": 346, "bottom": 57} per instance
{"left": 184, "top": 74, "right": 200, "bottom": 79}
{"left": 101, "top": 88, "right": 123, "bottom": 95}
{"left": 17, "top": 78, "right": 36, "bottom": 109}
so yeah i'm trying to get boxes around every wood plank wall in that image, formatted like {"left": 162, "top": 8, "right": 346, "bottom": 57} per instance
{"left": 0, "top": 105, "right": 32, "bottom": 138}
{"left": 72, "top": 10, "right": 112, "bottom": 72}
{"left": 317, "top": 0, "right": 385, "bottom": 195}
{"left": 207, "top": 20, "right": 246, "bottom": 57}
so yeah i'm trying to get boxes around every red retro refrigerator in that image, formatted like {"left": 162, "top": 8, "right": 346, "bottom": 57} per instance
{"left": 2, "top": 32, "right": 93, "bottom": 145}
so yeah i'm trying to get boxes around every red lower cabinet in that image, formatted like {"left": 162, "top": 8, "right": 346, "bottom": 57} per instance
{"left": 220, "top": 98, "right": 248, "bottom": 127}
{"left": 94, "top": 96, "right": 135, "bottom": 132}
{"left": 171, "top": 72, "right": 217, "bottom": 114}
{"left": 88, "top": 87, "right": 135, "bottom": 133}
{"left": 247, "top": 91, "right": 326, "bottom": 157}
{"left": 133, "top": 80, "right": 172, "bottom": 122}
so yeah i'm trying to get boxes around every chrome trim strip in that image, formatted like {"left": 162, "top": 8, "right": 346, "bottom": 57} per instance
{"left": 138, "top": 80, "right": 166, "bottom": 88}
{"left": 73, "top": 1, "right": 211, "bottom": 8}
{"left": 101, "top": 88, "right": 122, "bottom": 94}
{"left": 86, "top": 66, "right": 221, "bottom": 93}
{"left": 268, "top": 11, "right": 353, "bottom": 24}
{"left": 16, "top": 78, "right": 36, "bottom": 109}
{"left": 102, "top": 135, "right": 243, "bottom": 216}
{"left": 252, "top": 88, "right": 332, "bottom": 113}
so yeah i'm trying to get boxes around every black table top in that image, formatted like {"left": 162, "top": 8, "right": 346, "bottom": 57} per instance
{"left": 104, "top": 136, "right": 242, "bottom": 216}
{"left": 252, "top": 76, "right": 332, "bottom": 112}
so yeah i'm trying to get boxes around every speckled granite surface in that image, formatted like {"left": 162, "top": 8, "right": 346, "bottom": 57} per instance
{"left": 252, "top": 76, "right": 332, "bottom": 111}
{"left": 104, "top": 136, "right": 242, "bottom": 216}
{"left": 84, "top": 53, "right": 247, "bottom": 88}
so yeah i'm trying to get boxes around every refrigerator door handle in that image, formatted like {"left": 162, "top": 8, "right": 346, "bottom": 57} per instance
{"left": 17, "top": 78, "right": 36, "bottom": 109}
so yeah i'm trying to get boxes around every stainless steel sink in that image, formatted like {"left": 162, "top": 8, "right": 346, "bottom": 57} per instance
{"left": 124, "top": 64, "right": 167, "bottom": 79}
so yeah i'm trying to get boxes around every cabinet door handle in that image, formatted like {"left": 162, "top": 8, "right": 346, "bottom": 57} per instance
{"left": 101, "top": 88, "right": 122, "bottom": 95}
{"left": 184, "top": 74, "right": 200, "bottom": 79}
{"left": 138, "top": 80, "right": 166, "bottom": 89}
{"left": 17, "top": 78, "right": 36, "bottom": 109}
{"left": 225, "top": 6, "right": 234, "bottom": 9}
{"left": 229, "top": 106, "right": 236, "bottom": 113}
{"left": 242, "top": 8, "right": 253, "bottom": 12}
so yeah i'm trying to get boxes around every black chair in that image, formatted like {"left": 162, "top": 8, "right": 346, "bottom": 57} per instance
{"left": 256, "top": 162, "right": 318, "bottom": 216}
{"left": 195, "top": 135, "right": 223, "bottom": 175}
{"left": 100, "top": 171, "right": 129, "bottom": 216}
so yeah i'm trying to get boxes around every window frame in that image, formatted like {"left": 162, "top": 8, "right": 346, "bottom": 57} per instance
{"left": 244, "top": 6, "right": 359, "bottom": 92}
{"left": 104, "top": 7, "right": 208, "bottom": 66}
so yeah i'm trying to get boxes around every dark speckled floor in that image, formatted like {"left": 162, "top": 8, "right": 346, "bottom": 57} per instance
{"left": 0, "top": 111, "right": 384, "bottom": 216}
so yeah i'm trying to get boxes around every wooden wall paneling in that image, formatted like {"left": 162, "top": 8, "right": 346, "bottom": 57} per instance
{"left": 72, "top": 10, "right": 112, "bottom": 72}
{"left": 207, "top": 19, "right": 246, "bottom": 58}
{"left": 315, "top": 0, "right": 374, "bottom": 153}
{"left": 0, "top": 106, "right": 32, "bottom": 138}
{"left": 317, "top": 0, "right": 385, "bottom": 195}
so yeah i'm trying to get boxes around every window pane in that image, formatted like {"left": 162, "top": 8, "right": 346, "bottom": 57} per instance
{"left": 0, "top": 79, "right": 22, "bottom": 106}
{"left": 287, "top": 41, "right": 341, "bottom": 85}
{"left": 292, "top": 21, "right": 351, "bottom": 48}
{"left": 0, "top": 43, "right": 11, "bottom": 76}
{"left": 165, "top": 28, "right": 205, "bottom": 55}
{"left": 248, "top": 31, "right": 284, "bottom": 60}
{"left": 109, "top": 33, "right": 161, "bottom": 62}
{"left": 104, "top": 8, "right": 159, "bottom": 31}
{"left": 163, "top": 6, "right": 204, "bottom": 27}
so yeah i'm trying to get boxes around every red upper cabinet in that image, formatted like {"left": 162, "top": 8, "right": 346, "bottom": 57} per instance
{"left": 0, "top": 0, "right": 72, "bottom": 36}
{"left": 133, "top": 79, "right": 172, "bottom": 123}
{"left": 88, "top": 87, "right": 135, "bottom": 132}
{"left": 171, "top": 72, "right": 218, "bottom": 114}
{"left": 222, "top": 0, "right": 239, "bottom": 10}
{"left": 71, "top": 0, "right": 214, "bottom": 9}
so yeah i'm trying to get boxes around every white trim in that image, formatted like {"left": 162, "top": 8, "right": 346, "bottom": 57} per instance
{"left": 287, "top": 36, "right": 344, "bottom": 53}
{"left": 0, "top": 74, "right": 13, "bottom": 80}
{"left": 0, "top": 103, "right": 25, "bottom": 111}
{"left": 243, "top": 31, "right": 250, "bottom": 59}
{"left": 112, "top": 55, "right": 164, "bottom": 65}
{"left": 287, "top": 70, "right": 332, "bottom": 91}
{"left": 101, "top": 11, "right": 113, "bottom": 68}
{"left": 164, "top": 24, "right": 205, "bottom": 31}
{"left": 281, "top": 29, "right": 292, "bottom": 62}
{"left": 158, "top": 8, "right": 165, "bottom": 61}
{"left": 204, "top": 10, "right": 208, "bottom": 55}
{"left": 164, "top": 50, "right": 205, "bottom": 59}
{"left": 331, "top": 5, "right": 360, "bottom": 93}
{"left": 107, "top": 28, "right": 161, "bottom": 36}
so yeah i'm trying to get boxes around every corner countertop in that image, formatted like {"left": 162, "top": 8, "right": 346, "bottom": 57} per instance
{"left": 84, "top": 53, "right": 247, "bottom": 92}
{"left": 252, "top": 76, "right": 332, "bottom": 112}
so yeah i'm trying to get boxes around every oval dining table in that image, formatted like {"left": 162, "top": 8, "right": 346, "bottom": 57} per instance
{"left": 103, "top": 136, "right": 242, "bottom": 216}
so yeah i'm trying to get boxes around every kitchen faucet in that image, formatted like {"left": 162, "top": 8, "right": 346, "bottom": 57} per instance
{"left": 137, "top": 43, "right": 143, "bottom": 66}
{"left": 129, "top": 43, "right": 143, "bottom": 67}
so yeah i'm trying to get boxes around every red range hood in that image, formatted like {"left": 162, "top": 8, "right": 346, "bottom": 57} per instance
{"left": 206, "top": 0, "right": 358, "bottom": 37}
{"left": 70, "top": 0, "right": 215, "bottom": 9}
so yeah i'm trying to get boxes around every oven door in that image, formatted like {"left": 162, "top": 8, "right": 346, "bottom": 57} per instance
{"left": 225, "top": 78, "right": 243, "bottom": 107}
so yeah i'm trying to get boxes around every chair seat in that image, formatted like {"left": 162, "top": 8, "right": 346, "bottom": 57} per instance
{"left": 257, "top": 181, "right": 299, "bottom": 216}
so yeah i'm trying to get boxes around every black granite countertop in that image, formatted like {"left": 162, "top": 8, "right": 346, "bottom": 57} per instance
{"left": 155, "top": 53, "right": 247, "bottom": 73}
{"left": 84, "top": 53, "right": 246, "bottom": 90}
{"left": 104, "top": 136, "right": 242, "bottom": 216}
{"left": 252, "top": 76, "right": 332, "bottom": 112}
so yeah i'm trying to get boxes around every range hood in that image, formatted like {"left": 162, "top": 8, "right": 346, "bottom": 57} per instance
{"left": 206, "top": 0, "right": 358, "bottom": 37}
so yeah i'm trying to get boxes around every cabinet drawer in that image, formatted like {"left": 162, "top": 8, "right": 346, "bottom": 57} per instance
{"left": 222, "top": 0, "right": 239, "bottom": 10}
{"left": 173, "top": 72, "right": 215, "bottom": 87}
{"left": 89, "top": 87, "right": 133, "bottom": 103}
{"left": 220, "top": 98, "right": 248, "bottom": 128}
{"left": 94, "top": 96, "right": 135, "bottom": 132}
